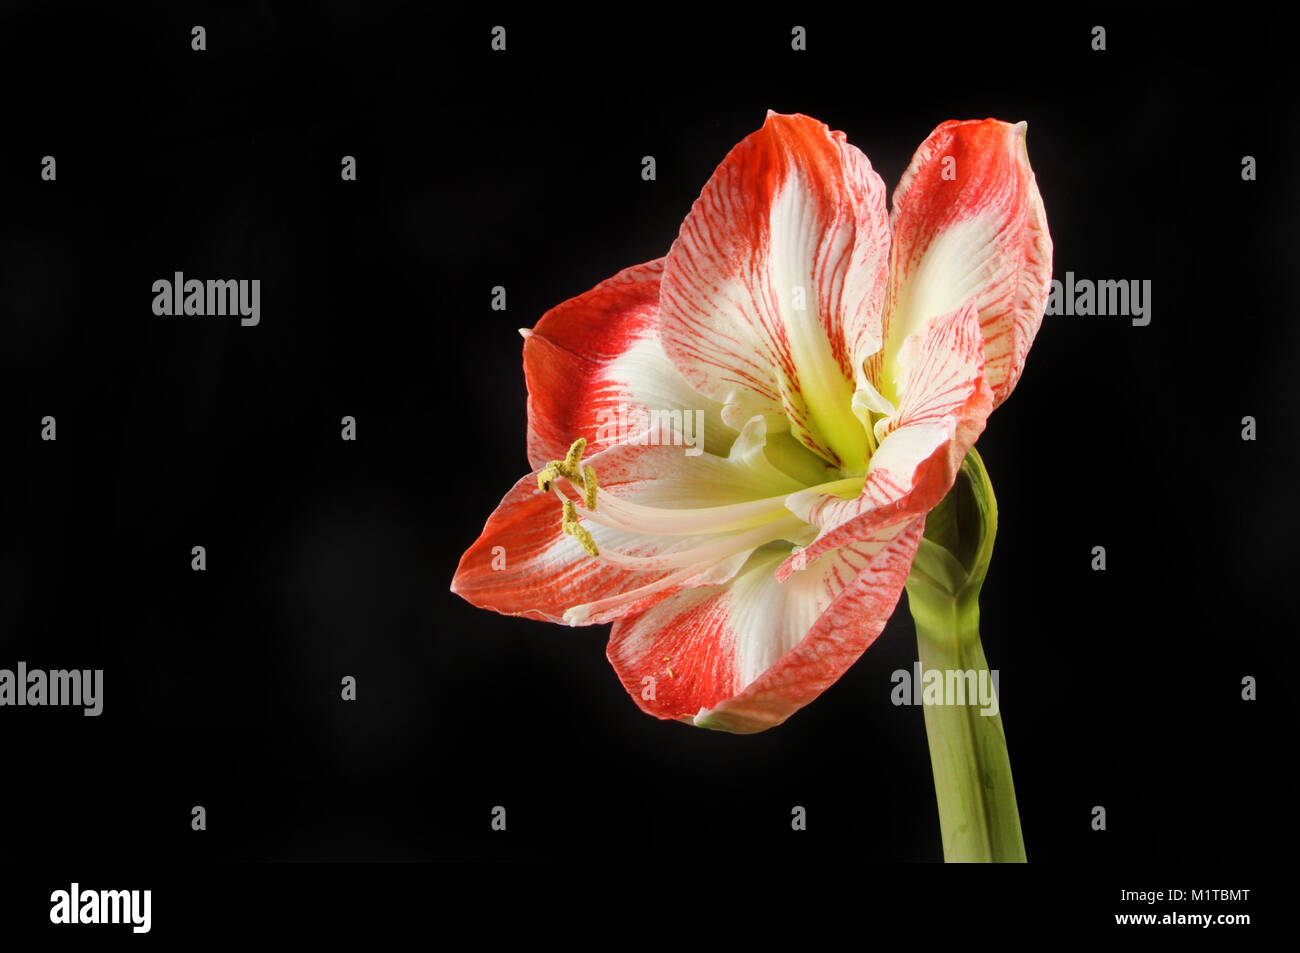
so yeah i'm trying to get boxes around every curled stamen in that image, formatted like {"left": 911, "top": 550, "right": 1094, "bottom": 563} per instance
{"left": 537, "top": 462, "right": 562, "bottom": 492}
{"left": 563, "top": 438, "right": 587, "bottom": 478}
{"left": 538, "top": 439, "right": 602, "bottom": 558}
{"left": 562, "top": 499, "right": 599, "bottom": 557}
{"left": 539, "top": 439, "right": 598, "bottom": 498}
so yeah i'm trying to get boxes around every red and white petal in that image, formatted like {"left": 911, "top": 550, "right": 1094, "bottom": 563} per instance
{"left": 607, "top": 517, "right": 925, "bottom": 733}
{"left": 451, "top": 467, "right": 671, "bottom": 625}
{"left": 452, "top": 431, "right": 808, "bottom": 626}
{"left": 777, "top": 301, "right": 993, "bottom": 580}
{"left": 878, "top": 119, "right": 1052, "bottom": 408}
{"left": 659, "top": 112, "right": 891, "bottom": 472}
{"left": 559, "top": 428, "right": 811, "bottom": 626}
{"left": 523, "top": 258, "right": 733, "bottom": 470}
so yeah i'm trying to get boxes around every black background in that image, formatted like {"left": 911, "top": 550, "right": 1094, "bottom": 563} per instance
{"left": 0, "top": 1, "right": 1292, "bottom": 932}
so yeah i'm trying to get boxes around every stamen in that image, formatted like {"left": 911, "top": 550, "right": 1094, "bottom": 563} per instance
{"left": 563, "top": 438, "right": 587, "bottom": 477}
{"left": 540, "top": 438, "right": 593, "bottom": 493}
{"left": 536, "top": 436, "right": 850, "bottom": 578}
{"left": 582, "top": 512, "right": 806, "bottom": 572}
{"left": 539, "top": 439, "right": 601, "bottom": 558}
{"left": 562, "top": 499, "right": 599, "bottom": 557}
{"left": 537, "top": 462, "right": 562, "bottom": 492}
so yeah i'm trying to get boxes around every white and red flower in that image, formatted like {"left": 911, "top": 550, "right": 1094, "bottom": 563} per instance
{"left": 453, "top": 112, "right": 1052, "bottom": 733}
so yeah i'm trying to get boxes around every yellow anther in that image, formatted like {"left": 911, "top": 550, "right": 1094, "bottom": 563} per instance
{"left": 539, "top": 438, "right": 601, "bottom": 558}
{"left": 537, "top": 462, "right": 562, "bottom": 492}
{"left": 561, "top": 498, "right": 599, "bottom": 557}
{"left": 563, "top": 438, "right": 587, "bottom": 474}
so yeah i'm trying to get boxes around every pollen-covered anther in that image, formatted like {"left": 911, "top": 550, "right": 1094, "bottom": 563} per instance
{"left": 537, "top": 462, "right": 562, "bottom": 492}
{"left": 561, "top": 499, "right": 599, "bottom": 557}
{"left": 538, "top": 438, "right": 597, "bottom": 495}
{"left": 563, "top": 437, "right": 587, "bottom": 475}
{"left": 538, "top": 439, "right": 601, "bottom": 558}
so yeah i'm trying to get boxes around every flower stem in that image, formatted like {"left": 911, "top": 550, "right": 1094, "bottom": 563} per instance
{"left": 904, "top": 448, "right": 1026, "bottom": 862}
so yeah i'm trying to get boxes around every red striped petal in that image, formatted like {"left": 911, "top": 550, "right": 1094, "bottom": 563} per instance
{"left": 523, "top": 258, "right": 732, "bottom": 471}
{"left": 877, "top": 119, "right": 1052, "bottom": 408}
{"left": 607, "top": 517, "right": 925, "bottom": 732}
{"left": 777, "top": 300, "right": 992, "bottom": 581}
{"left": 451, "top": 468, "right": 659, "bottom": 625}
{"left": 452, "top": 437, "right": 807, "bottom": 625}
{"left": 659, "top": 112, "right": 891, "bottom": 472}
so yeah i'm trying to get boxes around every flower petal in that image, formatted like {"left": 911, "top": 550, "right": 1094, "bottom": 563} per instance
{"left": 776, "top": 300, "right": 993, "bottom": 581}
{"left": 659, "top": 112, "right": 891, "bottom": 472}
{"left": 452, "top": 425, "right": 809, "bottom": 625}
{"left": 606, "top": 518, "right": 925, "bottom": 732}
{"left": 877, "top": 119, "right": 1052, "bottom": 407}
{"left": 451, "top": 468, "right": 657, "bottom": 625}
{"left": 523, "top": 258, "right": 733, "bottom": 470}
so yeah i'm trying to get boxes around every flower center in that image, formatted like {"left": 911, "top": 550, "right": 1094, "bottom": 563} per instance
{"left": 537, "top": 428, "right": 865, "bottom": 588}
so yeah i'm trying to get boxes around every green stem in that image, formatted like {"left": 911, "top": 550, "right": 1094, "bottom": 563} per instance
{"left": 906, "top": 578, "right": 1025, "bottom": 862}
{"left": 904, "top": 448, "right": 1026, "bottom": 863}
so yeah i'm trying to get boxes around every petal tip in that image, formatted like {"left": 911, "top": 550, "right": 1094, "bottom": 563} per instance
{"left": 692, "top": 706, "right": 772, "bottom": 735}
{"left": 692, "top": 707, "right": 728, "bottom": 731}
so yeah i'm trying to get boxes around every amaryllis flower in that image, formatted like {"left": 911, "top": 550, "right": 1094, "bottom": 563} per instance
{"left": 453, "top": 112, "right": 1051, "bottom": 734}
